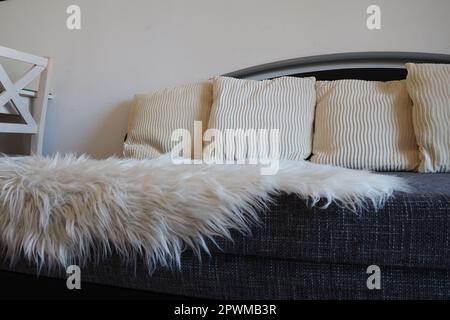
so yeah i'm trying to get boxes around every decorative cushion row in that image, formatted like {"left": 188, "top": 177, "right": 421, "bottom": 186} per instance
{"left": 124, "top": 63, "right": 450, "bottom": 172}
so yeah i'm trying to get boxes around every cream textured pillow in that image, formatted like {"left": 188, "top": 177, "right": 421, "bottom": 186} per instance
{"left": 406, "top": 63, "right": 450, "bottom": 172}
{"left": 207, "top": 76, "right": 316, "bottom": 160}
{"left": 124, "top": 82, "right": 212, "bottom": 159}
{"left": 311, "top": 80, "right": 419, "bottom": 171}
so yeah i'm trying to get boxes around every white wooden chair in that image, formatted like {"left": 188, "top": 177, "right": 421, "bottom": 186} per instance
{"left": 0, "top": 45, "right": 52, "bottom": 155}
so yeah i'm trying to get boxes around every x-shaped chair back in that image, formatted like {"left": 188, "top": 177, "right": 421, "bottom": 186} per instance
{"left": 0, "top": 46, "right": 52, "bottom": 155}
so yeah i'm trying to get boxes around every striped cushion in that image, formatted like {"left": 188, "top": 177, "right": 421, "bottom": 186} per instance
{"left": 124, "top": 82, "right": 212, "bottom": 159}
{"left": 311, "top": 80, "right": 419, "bottom": 171}
{"left": 207, "top": 76, "right": 316, "bottom": 160}
{"left": 406, "top": 63, "right": 450, "bottom": 172}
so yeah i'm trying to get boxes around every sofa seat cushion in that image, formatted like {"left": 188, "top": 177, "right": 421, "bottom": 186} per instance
{"left": 1, "top": 173, "right": 449, "bottom": 274}
{"left": 211, "top": 172, "right": 450, "bottom": 269}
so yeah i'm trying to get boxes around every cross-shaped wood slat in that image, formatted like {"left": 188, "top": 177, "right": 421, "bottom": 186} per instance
{"left": 0, "top": 64, "right": 45, "bottom": 133}
{"left": 0, "top": 45, "right": 51, "bottom": 155}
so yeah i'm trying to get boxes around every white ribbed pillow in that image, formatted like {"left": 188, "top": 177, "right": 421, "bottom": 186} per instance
{"left": 207, "top": 76, "right": 316, "bottom": 160}
{"left": 406, "top": 63, "right": 450, "bottom": 173}
{"left": 124, "top": 82, "right": 212, "bottom": 159}
{"left": 311, "top": 80, "right": 419, "bottom": 171}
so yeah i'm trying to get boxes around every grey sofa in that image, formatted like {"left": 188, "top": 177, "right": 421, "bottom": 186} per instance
{"left": 1, "top": 172, "right": 449, "bottom": 299}
{"left": 1, "top": 52, "right": 450, "bottom": 299}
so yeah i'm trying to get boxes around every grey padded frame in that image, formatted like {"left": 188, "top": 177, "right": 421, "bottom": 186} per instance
{"left": 223, "top": 52, "right": 450, "bottom": 80}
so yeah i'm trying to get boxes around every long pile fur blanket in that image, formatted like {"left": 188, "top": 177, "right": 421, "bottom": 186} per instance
{"left": 0, "top": 155, "right": 410, "bottom": 271}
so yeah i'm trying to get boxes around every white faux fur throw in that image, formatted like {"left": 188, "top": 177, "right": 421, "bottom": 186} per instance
{"left": 0, "top": 155, "right": 409, "bottom": 271}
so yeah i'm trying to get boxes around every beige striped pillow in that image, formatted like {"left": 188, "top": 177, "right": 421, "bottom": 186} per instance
{"left": 406, "top": 63, "right": 450, "bottom": 172}
{"left": 311, "top": 80, "right": 419, "bottom": 171}
{"left": 207, "top": 76, "right": 316, "bottom": 160}
{"left": 124, "top": 82, "right": 212, "bottom": 159}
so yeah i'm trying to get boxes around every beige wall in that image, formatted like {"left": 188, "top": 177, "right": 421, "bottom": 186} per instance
{"left": 1, "top": 0, "right": 449, "bottom": 157}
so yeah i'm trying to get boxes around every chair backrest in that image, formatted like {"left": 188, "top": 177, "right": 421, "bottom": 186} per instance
{"left": 0, "top": 45, "right": 52, "bottom": 155}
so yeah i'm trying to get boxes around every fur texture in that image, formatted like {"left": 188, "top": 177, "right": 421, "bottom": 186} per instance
{"left": 0, "top": 155, "right": 410, "bottom": 271}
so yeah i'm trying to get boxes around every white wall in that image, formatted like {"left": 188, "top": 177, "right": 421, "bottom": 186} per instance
{"left": 1, "top": 0, "right": 449, "bottom": 158}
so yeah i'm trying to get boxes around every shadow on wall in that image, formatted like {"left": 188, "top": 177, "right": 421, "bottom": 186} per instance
{"left": 88, "top": 99, "right": 132, "bottom": 159}
{"left": 0, "top": 100, "right": 132, "bottom": 158}
{"left": 0, "top": 113, "right": 30, "bottom": 155}
{"left": 0, "top": 133, "right": 29, "bottom": 155}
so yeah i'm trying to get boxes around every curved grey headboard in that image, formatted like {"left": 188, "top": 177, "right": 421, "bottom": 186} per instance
{"left": 223, "top": 52, "right": 450, "bottom": 81}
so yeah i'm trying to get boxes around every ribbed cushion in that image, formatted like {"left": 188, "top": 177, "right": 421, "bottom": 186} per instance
{"left": 311, "top": 80, "right": 419, "bottom": 171}
{"left": 124, "top": 82, "right": 212, "bottom": 159}
{"left": 207, "top": 76, "right": 316, "bottom": 160}
{"left": 406, "top": 63, "right": 450, "bottom": 172}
